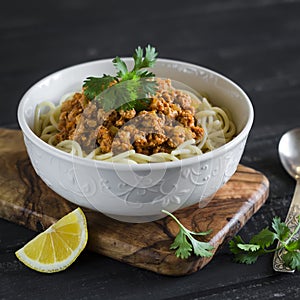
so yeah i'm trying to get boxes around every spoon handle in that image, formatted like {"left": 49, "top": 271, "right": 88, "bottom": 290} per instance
{"left": 273, "top": 179, "right": 300, "bottom": 273}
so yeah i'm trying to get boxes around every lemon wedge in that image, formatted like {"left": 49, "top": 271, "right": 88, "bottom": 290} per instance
{"left": 15, "top": 207, "right": 88, "bottom": 273}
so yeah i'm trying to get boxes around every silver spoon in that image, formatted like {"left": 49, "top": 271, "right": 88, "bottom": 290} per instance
{"left": 273, "top": 128, "right": 300, "bottom": 272}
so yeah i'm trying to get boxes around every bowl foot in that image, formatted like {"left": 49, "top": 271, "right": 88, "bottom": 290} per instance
{"left": 104, "top": 212, "right": 166, "bottom": 223}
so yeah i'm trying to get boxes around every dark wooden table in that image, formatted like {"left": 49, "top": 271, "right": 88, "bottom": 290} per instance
{"left": 1, "top": 0, "right": 300, "bottom": 299}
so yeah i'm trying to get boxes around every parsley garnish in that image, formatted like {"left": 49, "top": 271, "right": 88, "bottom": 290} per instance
{"left": 229, "top": 215, "right": 300, "bottom": 271}
{"left": 162, "top": 210, "right": 214, "bottom": 259}
{"left": 83, "top": 75, "right": 116, "bottom": 100}
{"left": 83, "top": 45, "right": 158, "bottom": 111}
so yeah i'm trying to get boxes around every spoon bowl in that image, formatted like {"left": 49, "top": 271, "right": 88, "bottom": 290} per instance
{"left": 278, "top": 128, "right": 300, "bottom": 179}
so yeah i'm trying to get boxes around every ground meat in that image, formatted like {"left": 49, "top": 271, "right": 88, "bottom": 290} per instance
{"left": 111, "top": 113, "right": 167, "bottom": 154}
{"left": 191, "top": 126, "right": 204, "bottom": 142}
{"left": 111, "top": 129, "right": 134, "bottom": 154}
{"left": 177, "top": 110, "right": 195, "bottom": 127}
{"left": 56, "top": 79, "right": 204, "bottom": 155}
{"left": 174, "top": 90, "right": 195, "bottom": 113}
{"left": 72, "top": 101, "right": 100, "bottom": 152}
{"left": 56, "top": 93, "right": 89, "bottom": 143}
{"left": 150, "top": 96, "right": 180, "bottom": 119}
{"left": 166, "top": 126, "right": 192, "bottom": 148}
{"left": 134, "top": 111, "right": 165, "bottom": 133}
{"left": 97, "top": 125, "right": 114, "bottom": 153}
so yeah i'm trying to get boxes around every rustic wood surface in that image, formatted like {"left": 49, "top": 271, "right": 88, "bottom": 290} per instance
{"left": 1, "top": 0, "right": 300, "bottom": 299}
{"left": 0, "top": 128, "right": 269, "bottom": 276}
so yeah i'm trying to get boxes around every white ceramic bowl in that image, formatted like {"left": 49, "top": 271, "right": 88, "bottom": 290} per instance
{"left": 18, "top": 58, "right": 253, "bottom": 223}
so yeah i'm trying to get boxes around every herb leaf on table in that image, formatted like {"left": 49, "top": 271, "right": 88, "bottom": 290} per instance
{"left": 229, "top": 215, "right": 300, "bottom": 271}
{"left": 162, "top": 210, "right": 214, "bottom": 259}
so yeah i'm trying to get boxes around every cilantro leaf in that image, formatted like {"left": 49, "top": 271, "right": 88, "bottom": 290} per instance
{"left": 282, "top": 251, "right": 300, "bottom": 271}
{"left": 272, "top": 216, "right": 291, "bottom": 241}
{"left": 229, "top": 236, "right": 261, "bottom": 264}
{"left": 136, "top": 69, "right": 156, "bottom": 78}
{"left": 190, "top": 237, "right": 214, "bottom": 257}
{"left": 229, "top": 236, "right": 245, "bottom": 255}
{"left": 286, "top": 239, "right": 300, "bottom": 251}
{"left": 162, "top": 210, "right": 214, "bottom": 259}
{"left": 233, "top": 251, "right": 260, "bottom": 265}
{"left": 83, "top": 75, "right": 116, "bottom": 100}
{"left": 170, "top": 229, "right": 193, "bottom": 259}
{"left": 113, "top": 57, "right": 128, "bottom": 78}
{"left": 237, "top": 243, "right": 261, "bottom": 252}
{"left": 249, "top": 228, "right": 276, "bottom": 248}
{"left": 119, "top": 98, "right": 151, "bottom": 113}
{"left": 133, "top": 46, "right": 143, "bottom": 71}
{"left": 230, "top": 215, "right": 300, "bottom": 271}
{"left": 95, "top": 78, "right": 156, "bottom": 112}
{"left": 133, "top": 45, "right": 157, "bottom": 70}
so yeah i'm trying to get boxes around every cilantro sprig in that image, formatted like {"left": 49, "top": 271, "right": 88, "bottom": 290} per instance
{"left": 113, "top": 45, "right": 156, "bottom": 80}
{"left": 162, "top": 210, "right": 214, "bottom": 259}
{"left": 229, "top": 215, "right": 300, "bottom": 271}
{"left": 83, "top": 45, "right": 158, "bottom": 111}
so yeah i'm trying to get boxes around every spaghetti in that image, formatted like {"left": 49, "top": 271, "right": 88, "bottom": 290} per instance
{"left": 34, "top": 88, "right": 236, "bottom": 164}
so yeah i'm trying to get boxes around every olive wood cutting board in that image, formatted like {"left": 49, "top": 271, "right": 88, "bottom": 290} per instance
{"left": 0, "top": 128, "right": 269, "bottom": 276}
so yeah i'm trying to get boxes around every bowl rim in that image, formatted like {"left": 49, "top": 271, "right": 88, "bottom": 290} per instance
{"left": 17, "top": 57, "right": 254, "bottom": 171}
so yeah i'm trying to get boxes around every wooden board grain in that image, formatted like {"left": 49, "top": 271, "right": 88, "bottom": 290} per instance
{"left": 0, "top": 128, "right": 269, "bottom": 276}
